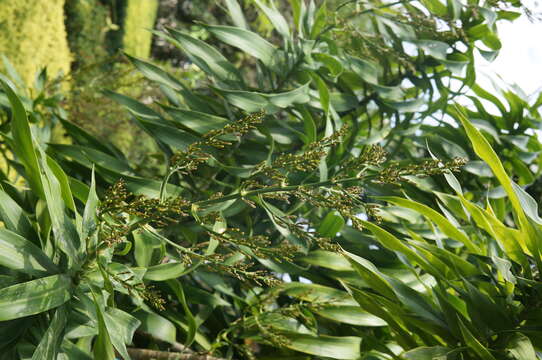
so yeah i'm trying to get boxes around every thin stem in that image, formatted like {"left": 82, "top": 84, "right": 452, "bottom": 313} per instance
{"left": 127, "top": 348, "right": 224, "bottom": 360}
{"left": 195, "top": 176, "right": 366, "bottom": 207}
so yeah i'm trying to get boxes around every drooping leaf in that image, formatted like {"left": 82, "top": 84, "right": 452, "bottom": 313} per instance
{"left": 166, "top": 28, "right": 243, "bottom": 83}
{"left": 104, "top": 308, "right": 141, "bottom": 360}
{"left": 168, "top": 280, "right": 197, "bottom": 346}
{"left": 206, "top": 25, "right": 278, "bottom": 67}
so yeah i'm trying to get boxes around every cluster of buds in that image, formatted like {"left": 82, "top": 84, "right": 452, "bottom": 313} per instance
{"left": 207, "top": 261, "right": 282, "bottom": 287}
{"left": 204, "top": 111, "right": 265, "bottom": 143}
{"left": 139, "top": 285, "right": 167, "bottom": 311}
{"left": 374, "top": 157, "right": 466, "bottom": 185}
{"left": 170, "top": 111, "right": 265, "bottom": 171}
{"left": 294, "top": 185, "right": 365, "bottom": 230}
{"left": 100, "top": 179, "right": 190, "bottom": 228}
{"left": 100, "top": 223, "right": 129, "bottom": 247}
{"left": 357, "top": 144, "right": 388, "bottom": 166}
{"left": 108, "top": 269, "right": 166, "bottom": 311}
{"left": 208, "top": 227, "right": 299, "bottom": 262}
{"left": 252, "top": 125, "right": 350, "bottom": 186}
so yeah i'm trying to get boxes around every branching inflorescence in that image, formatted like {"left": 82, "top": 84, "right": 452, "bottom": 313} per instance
{"left": 95, "top": 111, "right": 466, "bottom": 310}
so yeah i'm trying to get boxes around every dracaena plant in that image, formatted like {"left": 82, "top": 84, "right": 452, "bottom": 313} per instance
{"left": 0, "top": 76, "right": 468, "bottom": 359}
{"left": 0, "top": 0, "right": 537, "bottom": 359}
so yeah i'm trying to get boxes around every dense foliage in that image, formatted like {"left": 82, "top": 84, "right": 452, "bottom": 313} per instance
{"left": 122, "top": 0, "right": 160, "bottom": 58}
{"left": 0, "top": 0, "right": 542, "bottom": 359}
{"left": 0, "top": 0, "right": 71, "bottom": 85}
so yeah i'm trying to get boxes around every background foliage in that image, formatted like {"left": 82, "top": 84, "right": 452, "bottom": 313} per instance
{"left": 0, "top": 0, "right": 71, "bottom": 85}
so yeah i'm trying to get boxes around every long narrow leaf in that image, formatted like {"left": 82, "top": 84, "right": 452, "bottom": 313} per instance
{"left": 0, "top": 274, "right": 72, "bottom": 321}
{"left": 0, "top": 229, "right": 57, "bottom": 276}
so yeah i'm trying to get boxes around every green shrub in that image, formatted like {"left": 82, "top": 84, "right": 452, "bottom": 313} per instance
{"left": 122, "top": 0, "right": 159, "bottom": 58}
{"left": 0, "top": 0, "right": 71, "bottom": 85}
{"left": 64, "top": 0, "right": 112, "bottom": 70}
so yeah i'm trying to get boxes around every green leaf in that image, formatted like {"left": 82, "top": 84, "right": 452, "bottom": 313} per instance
{"left": 343, "top": 251, "right": 396, "bottom": 300}
{"left": 330, "top": 93, "right": 358, "bottom": 111}
{"left": 458, "top": 320, "right": 496, "bottom": 360}
{"left": 70, "top": 177, "right": 91, "bottom": 204}
{"left": 143, "top": 262, "right": 186, "bottom": 281}
{"left": 126, "top": 54, "right": 184, "bottom": 91}
{"left": 360, "top": 220, "right": 442, "bottom": 278}
{"left": 167, "top": 280, "right": 196, "bottom": 346}
{"left": 482, "top": 33, "right": 502, "bottom": 50}
{"left": 104, "top": 308, "right": 141, "bottom": 360}
{"left": 458, "top": 196, "right": 528, "bottom": 268}
{"left": 224, "top": 0, "right": 248, "bottom": 29}
{"left": 1, "top": 56, "right": 26, "bottom": 90}
{"left": 296, "top": 105, "right": 317, "bottom": 144}
{"left": 254, "top": 0, "right": 291, "bottom": 38}
{"left": 453, "top": 105, "right": 520, "bottom": 214}
{"left": 507, "top": 333, "right": 537, "bottom": 360}
{"left": 46, "top": 155, "right": 76, "bottom": 212}
{"left": 166, "top": 28, "right": 242, "bottom": 83}
{"left": 498, "top": 10, "right": 521, "bottom": 21}
{"left": 315, "top": 305, "right": 387, "bottom": 326}
{"left": 383, "top": 97, "right": 425, "bottom": 113}
{"left": 0, "top": 189, "right": 40, "bottom": 245}
{"left": 38, "top": 148, "right": 81, "bottom": 265}
{"left": 310, "top": 0, "right": 327, "bottom": 39}
{"left": 82, "top": 169, "right": 99, "bottom": 248}
{"left": 50, "top": 144, "right": 134, "bottom": 175}
{"left": 213, "top": 84, "right": 310, "bottom": 112}
{"left": 135, "top": 117, "right": 200, "bottom": 151}
{"left": 453, "top": 105, "right": 539, "bottom": 262}
{"left": 314, "top": 53, "right": 343, "bottom": 78}
{"left": 347, "top": 287, "right": 418, "bottom": 349}
{"left": 134, "top": 228, "right": 162, "bottom": 268}
{"left": 0, "top": 79, "right": 43, "bottom": 196}
{"left": 511, "top": 182, "right": 542, "bottom": 225}
{"left": 402, "top": 346, "right": 452, "bottom": 359}
{"left": 31, "top": 305, "right": 67, "bottom": 360}
{"left": 59, "top": 118, "right": 121, "bottom": 157}
{"left": 267, "top": 83, "right": 311, "bottom": 107}
{"left": 91, "top": 291, "right": 116, "bottom": 360}
{"left": 282, "top": 282, "right": 357, "bottom": 306}
{"left": 318, "top": 211, "right": 345, "bottom": 237}
{"left": 104, "top": 90, "right": 162, "bottom": 120}
{"left": 409, "top": 39, "right": 449, "bottom": 60}
{"left": 0, "top": 274, "right": 72, "bottom": 321}
{"left": 378, "top": 196, "right": 479, "bottom": 252}
{"left": 467, "top": 24, "right": 490, "bottom": 40}
{"left": 299, "top": 250, "right": 352, "bottom": 271}
{"left": 161, "top": 105, "right": 229, "bottom": 134}
{"left": 280, "top": 333, "right": 361, "bottom": 360}
{"left": 311, "top": 72, "right": 330, "bottom": 114}
{"left": 61, "top": 340, "right": 93, "bottom": 360}
{"left": 0, "top": 229, "right": 57, "bottom": 276}
{"left": 463, "top": 160, "right": 493, "bottom": 177}
{"left": 206, "top": 25, "right": 277, "bottom": 66}
{"left": 134, "top": 310, "right": 177, "bottom": 344}
{"left": 420, "top": 0, "right": 447, "bottom": 16}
